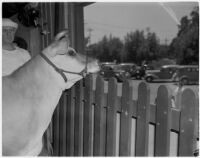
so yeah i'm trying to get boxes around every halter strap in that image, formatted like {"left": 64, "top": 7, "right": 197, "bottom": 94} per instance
{"left": 40, "top": 52, "right": 87, "bottom": 83}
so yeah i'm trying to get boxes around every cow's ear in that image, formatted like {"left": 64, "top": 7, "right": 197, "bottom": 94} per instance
{"left": 42, "top": 30, "right": 70, "bottom": 57}
{"left": 54, "top": 30, "right": 69, "bottom": 41}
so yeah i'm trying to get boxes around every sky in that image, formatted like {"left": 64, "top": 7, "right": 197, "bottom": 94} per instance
{"left": 84, "top": 2, "right": 198, "bottom": 45}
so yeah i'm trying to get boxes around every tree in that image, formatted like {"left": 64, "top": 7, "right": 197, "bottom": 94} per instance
{"left": 123, "top": 30, "right": 145, "bottom": 63}
{"left": 107, "top": 35, "right": 124, "bottom": 62}
{"left": 123, "top": 29, "right": 160, "bottom": 64}
{"left": 146, "top": 32, "right": 159, "bottom": 60}
{"left": 158, "top": 44, "right": 169, "bottom": 59}
{"left": 169, "top": 6, "right": 199, "bottom": 64}
{"left": 87, "top": 35, "right": 123, "bottom": 62}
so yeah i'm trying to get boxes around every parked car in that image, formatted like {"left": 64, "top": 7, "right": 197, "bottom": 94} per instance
{"left": 145, "top": 65, "right": 180, "bottom": 82}
{"left": 172, "top": 65, "right": 199, "bottom": 85}
{"left": 114, "top": 63, "right": 136, "bottom": 82}
{"left": 99, "top": 62, "right": 117, "bottom": 80}
{"left": 99, "top": 62, "right": 137, "bottom": 82}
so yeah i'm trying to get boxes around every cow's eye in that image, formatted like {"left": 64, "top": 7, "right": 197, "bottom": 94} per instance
{"left": 68, "top": 49, "right": 76, "bottom": 56}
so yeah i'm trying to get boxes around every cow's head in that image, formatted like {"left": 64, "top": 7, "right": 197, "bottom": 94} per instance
{"left": 42, "top": 30, "right": 99, "bottom": 89}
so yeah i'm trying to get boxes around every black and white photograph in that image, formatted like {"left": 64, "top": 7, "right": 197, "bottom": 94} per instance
{"left": 2, "top": 1, "right": 199, "bottom": 156}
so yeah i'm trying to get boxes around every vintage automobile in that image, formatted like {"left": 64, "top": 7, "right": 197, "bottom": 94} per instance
{"left": 99, "top": 62, "right": 117, "bottom": 80}
{"left": 114, "top": 63, "right": 136, "bottom": 82}
{"left": 172, "top": 65, "right": 199, "bottom": 85}
{"left": 99, "top": 62, "right": 136, "bottom": 82}
{"left": 145, "top": 65, "right": 180, "bottom": 82}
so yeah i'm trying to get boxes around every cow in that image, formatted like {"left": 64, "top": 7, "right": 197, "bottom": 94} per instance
{"left": 2, "top": 30, "right": 99, "bottom": 156}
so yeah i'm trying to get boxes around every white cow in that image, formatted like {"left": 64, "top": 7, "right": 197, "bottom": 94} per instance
{"left": 2, "top": 30, "right": 99, "bottom": 156}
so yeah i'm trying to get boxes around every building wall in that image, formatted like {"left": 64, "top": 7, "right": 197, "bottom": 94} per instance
{"left": 11, "top": 14, "right": 41, "bottom": 57}
{"left": 11, "top": 2, "right": 86, "bottom": 57}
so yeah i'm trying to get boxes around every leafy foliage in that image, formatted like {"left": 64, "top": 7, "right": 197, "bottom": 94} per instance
{"left": 87, "top": 35, "right": 123, "bottom": 62}
{"left": 85, "top": 7, "right": 199, "bottom": 65}
{"left": 169, "top": 6, "right": 199, "bottom": 65}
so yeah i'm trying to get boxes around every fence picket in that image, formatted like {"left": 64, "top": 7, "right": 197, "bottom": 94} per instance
{"left": 52, "top": 100, "right": 60, "bottom": 156}
{"left": 51, "top": 75, "right": 198, "bottom": 157}
{"left": 106, "top": 78, "right": 118, "bottom": 156}
{"left": 59, "top": 91, "right": 67, "bottom": 156}
{"left": 83, "top": 75, "right": 93, "bottom": 156}
{"left": 178, "top": 89, "right": 197, "bottom": 156}
{"left": 119, "top": 80, "right": 133, "bottom": 156}
{"left": 155, "top": 85, "right": 171, "bottom": 156}
{"left": 66, "top": 87, "right": 75, "bottom": 156}
{"left": 74, "top": 80, "right": 84, "bottom": 156}
{"left": 135, "top": 82, "right": 150, "bottom": 156}
{"left": 93, "top": 76, "right": 106, "bottom": 156}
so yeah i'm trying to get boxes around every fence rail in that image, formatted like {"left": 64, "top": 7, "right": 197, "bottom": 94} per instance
{"left": 50, "top": 74, "right": 199, "bottom": 156}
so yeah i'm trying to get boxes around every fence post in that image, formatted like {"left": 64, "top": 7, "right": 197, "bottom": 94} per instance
{"left": 83, "top": 75, "right": 93, "bottom": 156}
{"left": 74, "top": 80, "right": 84, "bottom": 156}
{"left": 93, "top": 75, "right": 106, "bottom": 156}
{"left": 155, "top": 85, "right": 171, "bottom": 156}
{"left": 106, "top": 78, "right": 118, "bottom": 156}
{"left": 119, "top": 80, "right": 133, "bottom": 156}
{"left": 44, "top": 122, "right": 53, "bottom": 155}
{"left": 178, "top": 89, "right": 198, "bottom": 156}
{"left": 52, "top": 98, "right": 61, "bottom": 156}
{"left": 66, "top": 86, "right": 75, "bottom": 156}
{"left": 59, "top": 91, "right": 68, "bottom": 156}
{"left": 135, "top": 82, "right": 150, "bottom": 156}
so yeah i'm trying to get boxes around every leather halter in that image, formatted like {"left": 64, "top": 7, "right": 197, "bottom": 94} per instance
{"left": 40, "top": 52, "right": 87, "bottom": 83}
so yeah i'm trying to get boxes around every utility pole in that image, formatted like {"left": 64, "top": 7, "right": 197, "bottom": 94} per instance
{"left": 87, "top": 27, "right": 93, "bottom": 46}
{"left": 85, "top": 27, "right": 93, "bottom": 57}
{"left": 164, "top": 38, "right": 168, "bottom": 45}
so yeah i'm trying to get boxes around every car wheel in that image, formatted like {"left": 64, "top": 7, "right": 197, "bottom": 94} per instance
{"left": 180, "top": 78, "right": 189, "bottom": 85}
{"left": 146, "top": 76, "right": 153, "bottom": 82}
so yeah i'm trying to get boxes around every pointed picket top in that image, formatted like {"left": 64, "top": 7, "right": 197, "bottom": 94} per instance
{"left": 108, "top": 77, "right": 118, "bottom": 105}
{"left": 83, "top": 74, "right": 94, "bottom": 156}
{"left": 178, "top": 88, "right": 198, "bottom": 156}
{"left": 135, "top": 82, "right": 150, "bottom": 156}
{"left": 119, "top": 79, "right": 133, "bottom": 156}
{"left": 96, "top": 75, "right": 104, "bottom": 97}
{"left": 155, "top": 85, "right": 172, "bottom": 156}
{"left": 108, "top": 77, "right": 118, "bottom": 84}
{"left": 85, "top": 74, "right": 93, "bottom": 86}
{"left": 106, "top": 77, "right": 118, "bottom": 156}
{"left": 74, "top": 79, "right": 84, "bottom": 156}
{"left": 121, "top": 79, "right": 132, "bottom": 107}
{"left": 95, "top": 75, "right": 105, "bottom": 107}
{"left": 94, "top": 75, "right": 106, "bottom": 156}
{"left": 137, "top": 82, "right": 150, "bottom": 104}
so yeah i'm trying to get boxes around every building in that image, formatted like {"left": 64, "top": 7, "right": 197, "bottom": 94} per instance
{"left": 3, "top": 2, "right": 92, "bottom": 56}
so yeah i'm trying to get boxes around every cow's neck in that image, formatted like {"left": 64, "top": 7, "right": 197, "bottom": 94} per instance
{"left": 12, "top": 53, "right": 65, "bottom": 92}
{"left": 10, "top": 53, "right": 66, "bottom": 130}
{"left": 3, "top": 53, "right": 69, "bottom": 156}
